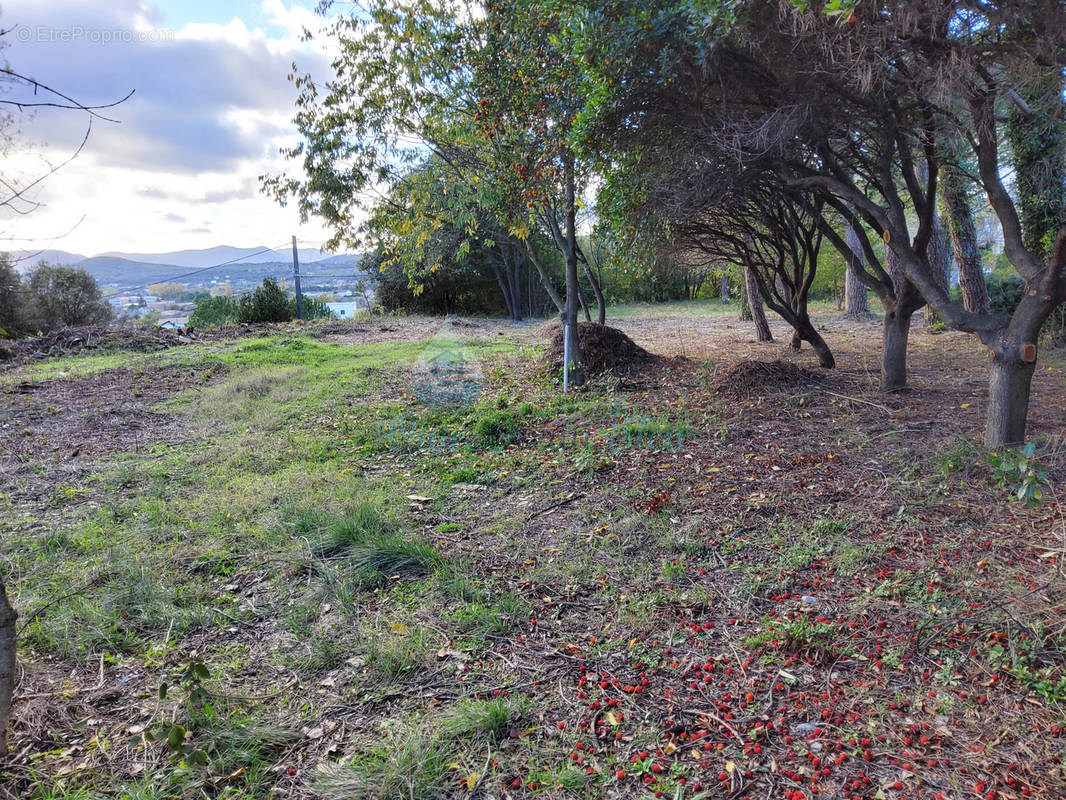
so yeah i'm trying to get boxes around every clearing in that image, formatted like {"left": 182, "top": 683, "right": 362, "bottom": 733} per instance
{"left": 1, "top": 303, "right": 1064, "bottom": 800}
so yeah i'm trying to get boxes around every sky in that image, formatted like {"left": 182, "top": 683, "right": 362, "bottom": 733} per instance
{"left": 0, "top": 0, "right": 344, "bottom": 257}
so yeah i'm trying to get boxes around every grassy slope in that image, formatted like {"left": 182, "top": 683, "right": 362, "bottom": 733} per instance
{"left": 1, "top": 315, "right": 1064, "bottom": 800}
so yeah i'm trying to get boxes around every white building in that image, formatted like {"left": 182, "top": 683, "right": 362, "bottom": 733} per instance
{"left": 325, "top": 300, "right": 366, "bottom": 319}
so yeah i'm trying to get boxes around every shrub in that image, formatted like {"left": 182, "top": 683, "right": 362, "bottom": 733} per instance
{"left": 237, "top": 278, "right": 293, "bottom": 323}
{"left": 189, "top": 295, "right": 239, "bottom": 328}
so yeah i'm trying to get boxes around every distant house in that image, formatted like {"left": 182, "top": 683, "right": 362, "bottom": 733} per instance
{"left": 325, "top": 300, "right": 366, "bottom": 318}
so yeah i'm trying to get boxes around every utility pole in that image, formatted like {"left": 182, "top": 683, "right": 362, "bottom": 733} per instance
{"left": 291, "top": 235, "right": 304, "bottom": 320}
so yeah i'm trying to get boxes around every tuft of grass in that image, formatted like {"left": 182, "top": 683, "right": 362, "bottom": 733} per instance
{"left": 315, "top": 724, "right": 455, "bottom": 800}
{"left": 472, "top": 409, "right": 517, "bottom": 447}
{"left": 315, "top": 501, "right": 394, "bottom": 557}
{"left": 442, "top": 697, "right": 513, "bottom": 743}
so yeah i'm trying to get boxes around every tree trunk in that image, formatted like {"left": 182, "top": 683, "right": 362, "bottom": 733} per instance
{"left": 579, "top": 256, "right": 606, "bottom": 325}
{"left": 721, "top": 274, "right": 730, "bottom": 301}
{"left": 882, "top": 305, "right": 914, "bottom": 393}
{"left": 925, "top": 214, "right": 951, "bottom": 328}
{"left": 523, "top": 240, "right": 564, "bottom": 314}
{"left": 491, "top": 261, "right": 517, "bottom": 322}
{"left": 941, "top": 163, "right": 990, "bottom": 314}
{"left": 986, "top": 349, "right": 1037, "bottom": 447}
{"left": 844, "top": 223, "right": 869, "bottom": 316}
{"left": 744, "top": 265, "right": 772, "bottom": 341}
{"left": 738, "top": 270, "right": 753, "bottom": 321}
{"left": 562, "top": 156, "right": 584, "bottom": 386}
{"left": 796, "top": 318, "right": 835, "bottom": 368}
{"left": 0, "top": 577, "right": 15, "bottom": 754}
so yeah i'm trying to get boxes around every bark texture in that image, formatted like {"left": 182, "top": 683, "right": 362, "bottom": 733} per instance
{"left": 744, "top": 265, "right": 772, "bottom": 341}
{"left": 925, "top": 214, "right": 951, "bottom": 328}
{"left": 882, "top": 305, "right": 914, "bottom": 392}
{"left": 940, "top": 163, "right": 989, "bottom": 314}
{"left": 843, "top": 223, "right": 869, "bottom": 315}
{"left": 0, "top": 577, "right": 15, "bottom": 754}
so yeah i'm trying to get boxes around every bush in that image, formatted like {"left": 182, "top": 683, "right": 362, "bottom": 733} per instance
{"left": 298, "top": 295, "right": 335, "bottom": 320}
{"left": 237, "top": 278, "right": 293, "bottom": 323}
{"left": 189, "top": 295, "right": 239, "bottom": 328}
{"left": 23, "top": 263, "right": 111, "bottom": 332}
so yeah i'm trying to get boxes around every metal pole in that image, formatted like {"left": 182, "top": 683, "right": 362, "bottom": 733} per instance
{"left": 291, "top": 235, "right": 304, "bottom": 320}
{"left": 563, "top": 321, "right": 569, "bottom": 393}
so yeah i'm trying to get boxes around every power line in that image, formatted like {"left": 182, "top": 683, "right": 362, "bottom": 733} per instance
{"left": 102, "top": 242, "right": 293, "bottom": 299}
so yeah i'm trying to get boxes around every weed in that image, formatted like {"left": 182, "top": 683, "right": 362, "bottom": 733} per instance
{"left": 988, "top": 442, "right": 1052, "bottom": 507}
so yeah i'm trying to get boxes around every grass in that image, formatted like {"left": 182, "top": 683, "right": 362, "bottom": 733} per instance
{"left": 5, "top": 316, "right": 1066, "bottom": 799}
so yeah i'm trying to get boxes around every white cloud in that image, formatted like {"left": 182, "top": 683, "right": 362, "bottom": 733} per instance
{"left": 0, "top": 0, "right": 342, "bottom": 255}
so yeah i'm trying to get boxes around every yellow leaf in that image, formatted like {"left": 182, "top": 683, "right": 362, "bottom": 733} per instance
{"left": 664, "top": 741, "right": 678, "bottom": 754}
{"left": 465, "top": 771, "right": 478, "bottom": 790}
{"left": 960, "top": 403, "right": 970, "bottom": 408}
{"left": 391, "top": 622, "right": 408, "bottom": 634}
{"left": 605, "top": 711, "right": 619, "bottom": 727}
{"left": 725, "top": 760, "right": 736, "bottom": 773}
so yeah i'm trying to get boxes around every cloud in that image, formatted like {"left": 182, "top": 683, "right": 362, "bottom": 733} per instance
{"left": 1, "top": 0, "right": 340, "bottom": 254}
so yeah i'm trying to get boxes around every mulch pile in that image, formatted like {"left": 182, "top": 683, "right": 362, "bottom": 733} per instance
{"left": 0, "top": 322, "right": 294, "bottom": 365}
{"left": 712, "top": 358, "right": 820, "bottom": 399}
{"left": 544, "top": 321, "right": 656, "bottom": 376}
{"left": 0, "top": 325, "right": 200, "bottom": 364}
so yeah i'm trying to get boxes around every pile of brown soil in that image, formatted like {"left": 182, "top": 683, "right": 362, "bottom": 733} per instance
{"left": 544, "top": 321, "right": 656, "bottom": 376}
{"left": 712, "top": 359, "right": 820, "bottom": 399}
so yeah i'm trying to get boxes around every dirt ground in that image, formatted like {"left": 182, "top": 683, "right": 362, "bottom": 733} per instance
{"left": 2, "top": 306, "right": 1065, "bottom": 800}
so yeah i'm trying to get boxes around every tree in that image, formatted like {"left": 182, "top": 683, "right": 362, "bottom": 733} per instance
{"left": 584, "top": 0, "right": 1065, "bottom": 443}
{"left": 0, "top": 257, "right": 27, "bottom": 337}
{"left": 267, "top": 0, "right": 613, "bottom": 386}
{"left": 940, "top": 154, "right": 989, "bottom": 315}
{"left": 237, "top": 278, "right": 293, "bottom": 324}
{"left": 743, "top": 264, "right": 773, "bottom": 342}
{"left": 26, "top": 263, "right": 111, "bottom": 329}
{"left": 189, "top": 294, "right": 239, "bottom": 328}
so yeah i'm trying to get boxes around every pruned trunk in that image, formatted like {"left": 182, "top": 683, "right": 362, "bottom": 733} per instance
{"left": 744, "top": 265, "right": 772, "bottom": 341}
{"left": 882, "top": 305, "right": 914, "bottom": 393}
{"left": 941, "top": 163, "right": 989, "bottom": 314}
{"left": 0, "top": 577, "right": 15, "bottom": 754}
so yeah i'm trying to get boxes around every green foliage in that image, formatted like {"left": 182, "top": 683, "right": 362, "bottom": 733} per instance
{"left": 189, "top": 295, "right": 239, "bottom": 328}
{"left": 0, "top": 258, "right": 25, "bottom": 337}
{"left": 299, "top": 294, "right": 335, "bottom": 320}
{"left": 987, "top": 442, "right": 1051, "bottom": 508}
{"left": 984, "top": 273, "right": 1025, "bottom": 316}
{"left": 150, "top": 659, "right": 212, "bottom": 767}
{"left": 472, "top": 409, "right": 517, "bottom": 447}
{"left": 237, "top": 278, "right": 293, "bottom": 324}
{"left": 22, "top": 263, "right": 112, "bottom": 331}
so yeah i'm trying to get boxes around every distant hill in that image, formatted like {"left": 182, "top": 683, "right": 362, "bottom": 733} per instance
{"left": 97, "top": 245, "right": 336, "bottom": 269}
{"left": 4, "top": 246, "right": 363, "bottom": 293}
{"left": 5, "top": 249, "right": 86, "bottom": 271}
